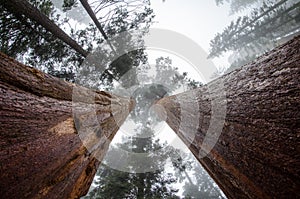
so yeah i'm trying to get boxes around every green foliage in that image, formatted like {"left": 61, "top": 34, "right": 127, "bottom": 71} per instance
{"left": 62, "top": 0, "right": 78, "bottom": 12}
{"left": 67, "top": 0, "right": 154, "bottom": 86}
{"left": 154, "top": 57, "right": 202, "bottom": 90}
{"left": 83, "top": 128, "right": 180, "bottom": 199}
{"left": 215, "top": 0, "right": 260, "bottom": 14}
{"left": 210, "top": 0, "right": 300, "bottom": 71}
{"left": 0, "top": 0, "right": 154, "bottom": 83}
{"left": 0, "top": 0, "right": 85, "bottom": 81}
{"left": 83, "top": 138, "right": 225, "bottom": 199}
{"left": 90, "top": 0, "right": 154, "bottom": 34}
{"left": 85, "top": 165, "right": 133, "bottom": 199}
{"left": 181, "top": 154, "right": 225, "bottom": 199}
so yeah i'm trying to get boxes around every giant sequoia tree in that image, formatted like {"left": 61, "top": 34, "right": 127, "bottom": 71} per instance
{"left": 1, "top": 1, "right": 299, "bottom": 198}
{"left": 209, "top": 0, "right": 299, "bottom": 58}
{"left": 156, "top": 35, "right": 300, "bottom": 198}
{"left": 0, "top": 52, "right": 134, "bottom": 198}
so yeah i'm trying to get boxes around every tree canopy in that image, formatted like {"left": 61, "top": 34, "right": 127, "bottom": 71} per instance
{"left": 84, "top": 129, "right": 181, "bottom": 199}
{"left": 0, "top": 0, "right": 154, "bottom": 83}
{"left": 210, "top": 0, "right": 300, "bottom": 72}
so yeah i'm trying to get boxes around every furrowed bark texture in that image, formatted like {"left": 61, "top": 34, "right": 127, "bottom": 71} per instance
{"left": 156, "top": 36, "right": 300, "bottom": 198}
{"left": 0, "top": 53, "right": 134, "bottom": 198}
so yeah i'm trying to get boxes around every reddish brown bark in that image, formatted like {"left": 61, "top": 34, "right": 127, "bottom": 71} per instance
{"left": 156, "top": 36, "right": 300, "bottom": 198}
{"left": 0, "top": 53, "right": 134, "bottom": 198}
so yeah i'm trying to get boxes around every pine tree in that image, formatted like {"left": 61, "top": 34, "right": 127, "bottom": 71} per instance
{"left": 215, "top": 0, "right": 261, "bottom": 14}
{"left": 1, "top": 0, "right": 88, "bottom": 57}
{"left": 180, "top": 154, "right": 225, "bottom": 199}
{"left": 61, "top": 0, "right": 154, "bottom": 88}
{"left": 209, "top": 0, "right": 300, "bottom": 61}
{"left": 0, "top": 0, "right": 154, "bottom": 84}
{"left": 83, "top": 129, "right": 180, "bottom": 199}
{"left": 0, "top": 0, "right": 87, "bottom": 80}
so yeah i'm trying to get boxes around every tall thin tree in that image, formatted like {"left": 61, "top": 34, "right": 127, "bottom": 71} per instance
{"left": 2, "top": 0, "right": 88, "bottom": 57}
{"left": 79, "top": 0, "right": 117, "bottom": 54}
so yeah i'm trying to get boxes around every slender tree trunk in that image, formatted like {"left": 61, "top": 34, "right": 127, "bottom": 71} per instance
{"left": 156, "top": 36, "right": 300, "bottom": 198}
{"left": 0, "top": 52, "right": 134, "bottom": 198}
{"left": 2, "top": 0, "right": 88, "bottom": 57}
{"left": 79, "top": 0, "right": 117, "bottom": 55}
{"left": 79, "top": 0, "right": 133, "bottom": 85}
{"left": 79, "top": 0, "right": 108, "bottom": 40}
{"left": 183, "top": 169, "right": 194, "bottom": 185}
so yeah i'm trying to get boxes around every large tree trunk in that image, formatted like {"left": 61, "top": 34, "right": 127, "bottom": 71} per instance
{"left": 2, "top": 0, "right": 88, "bottom": 57}
{"left": 0, "top": 52, "right": 134, "bottom": 198}
{"left": 156, "top": 36, "right": 300, "bottom": 198}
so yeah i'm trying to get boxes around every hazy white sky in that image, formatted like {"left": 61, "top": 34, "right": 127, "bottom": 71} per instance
{"left": 150, "top": 0, "right": 234, "bottom": 51}
{"left": 147, "top": 0, "right": 241, "bottom": 77}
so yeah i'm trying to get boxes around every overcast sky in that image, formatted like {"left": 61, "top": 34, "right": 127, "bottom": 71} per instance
{"left": 151, "top": 0, "right": 233, "bottom": 50}
{"left": 149, "top": 0, "right": 236, "bottom": 69}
